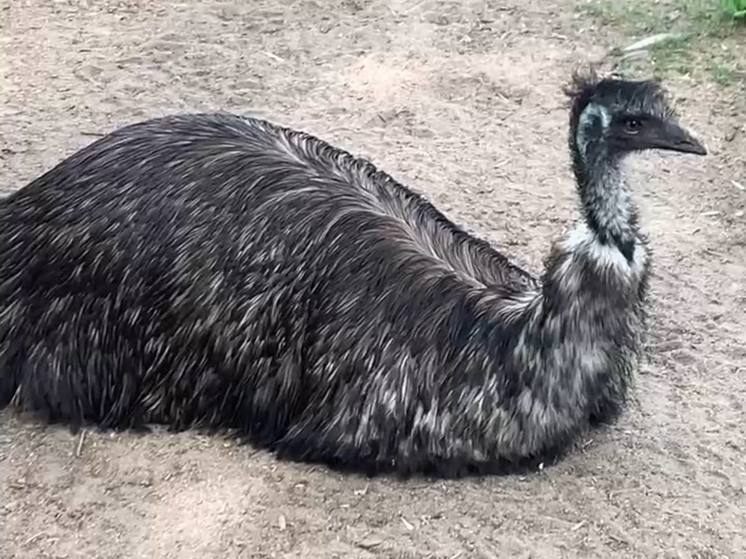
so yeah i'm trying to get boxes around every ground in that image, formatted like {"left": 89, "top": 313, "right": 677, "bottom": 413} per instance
{"left": 0, "top": 1, "right": 744, "bottom": 558}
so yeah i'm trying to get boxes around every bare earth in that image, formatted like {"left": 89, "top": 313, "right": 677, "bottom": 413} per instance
{"left": 1, "top": 1, "right": 744, "bottom": 558}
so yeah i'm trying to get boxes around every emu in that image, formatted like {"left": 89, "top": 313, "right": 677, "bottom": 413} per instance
{"left": 0, "top": 71, "right": 706, "bottom": 477}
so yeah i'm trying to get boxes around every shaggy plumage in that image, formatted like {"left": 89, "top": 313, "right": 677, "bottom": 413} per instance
{"left": 0, "top": 71, "right": 706, "bottom": 477}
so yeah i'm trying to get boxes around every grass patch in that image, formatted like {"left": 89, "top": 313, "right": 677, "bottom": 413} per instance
{"left": 578, "top": 0, "right": 745, "bottom": 85}
{"left": 720, "top": 0, "right": 746, "bottom": 19}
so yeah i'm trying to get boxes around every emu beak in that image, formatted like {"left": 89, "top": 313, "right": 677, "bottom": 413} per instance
{"left": 655, "top": 121, "right": 708, "bottom": 155}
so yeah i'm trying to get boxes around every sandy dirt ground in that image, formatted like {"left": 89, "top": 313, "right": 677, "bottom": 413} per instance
{"left": 1, "top": 1, "right": 744, "bottom": 557}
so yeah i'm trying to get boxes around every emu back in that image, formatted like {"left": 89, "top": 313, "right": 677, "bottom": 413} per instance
{"left": 1, "top": 113, "right": 544, "bottom": 476}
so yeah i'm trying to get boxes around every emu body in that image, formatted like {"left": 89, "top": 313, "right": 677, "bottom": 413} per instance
{"left": 0, "top": 73, "right": 705, "bottom": 476}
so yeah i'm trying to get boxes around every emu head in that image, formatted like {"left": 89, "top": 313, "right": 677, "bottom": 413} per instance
{"left": 565, "top": 70, "right": 707, "bottom": 162}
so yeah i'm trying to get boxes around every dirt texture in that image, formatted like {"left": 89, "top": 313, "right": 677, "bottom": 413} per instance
{"left": 1, "top": 1, "right": 744, "bottom": 558}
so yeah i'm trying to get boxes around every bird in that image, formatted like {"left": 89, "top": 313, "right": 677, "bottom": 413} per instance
{"left": 0, "top": 69, "right": 707, "bottom": 478}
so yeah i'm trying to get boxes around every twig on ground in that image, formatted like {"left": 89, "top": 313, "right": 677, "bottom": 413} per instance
{"left": 75, "top": 429, "right": 87, "bottom": 458}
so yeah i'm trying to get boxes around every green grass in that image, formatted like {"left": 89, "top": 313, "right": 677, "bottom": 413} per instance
{"left": 720, "top": 0, "right": 746, "bottom": 19}
{"left": 578, "top": 0, "right": 745, "bottom": 85}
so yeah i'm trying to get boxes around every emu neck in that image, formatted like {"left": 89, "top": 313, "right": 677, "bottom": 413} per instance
{"left": 573, "top": 149, "right": 638, "bottom": 261}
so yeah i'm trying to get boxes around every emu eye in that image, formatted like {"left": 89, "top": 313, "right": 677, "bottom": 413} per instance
{"left": 623, "top": 118, "right": 643, "bottom": 134}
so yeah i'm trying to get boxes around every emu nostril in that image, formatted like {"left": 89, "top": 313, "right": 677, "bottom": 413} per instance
{"left": 677, "top": 136, "right": 708, "bottom": 155}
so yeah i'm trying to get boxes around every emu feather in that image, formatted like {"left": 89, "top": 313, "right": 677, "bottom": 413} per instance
{"left": 0, "top": 71, "right": 706, "bottom": 477}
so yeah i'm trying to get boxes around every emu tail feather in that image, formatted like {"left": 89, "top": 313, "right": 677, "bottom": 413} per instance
{"left": 0, "top": 314, "right": 22, "bottom": 409}
{"left": 0, "top": 362, "right": 21, "bottom": 410}
{"left": 0, "top": 198, "right": 21, "bottom": 410}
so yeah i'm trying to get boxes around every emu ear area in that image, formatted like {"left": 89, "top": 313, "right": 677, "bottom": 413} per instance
{"left": 563, "top": 68, "right": 603, "bottom": 134}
